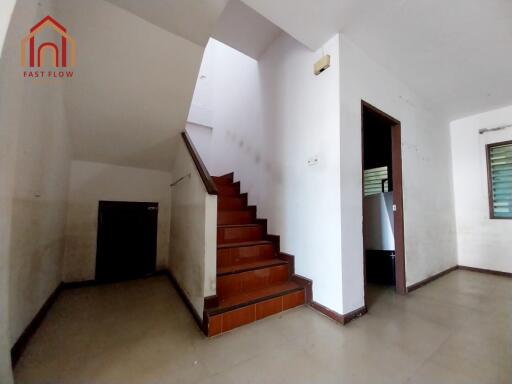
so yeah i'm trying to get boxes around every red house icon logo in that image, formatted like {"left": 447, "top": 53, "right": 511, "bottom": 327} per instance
{"left": 21, "top": 15, "right": 75, "bottom": 68}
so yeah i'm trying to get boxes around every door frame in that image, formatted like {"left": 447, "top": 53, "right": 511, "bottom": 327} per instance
{"left": 361, "top": 100, "right": 406, "bottom": 303}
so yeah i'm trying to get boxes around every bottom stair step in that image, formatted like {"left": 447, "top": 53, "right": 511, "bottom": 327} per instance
{"left": 215, "top": 281, "right": 303, "bottom": 313}
{"left": 205, "top": 283, "right": 305, "bottom": 336}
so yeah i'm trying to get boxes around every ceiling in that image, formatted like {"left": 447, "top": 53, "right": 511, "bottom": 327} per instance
{"left": 212, "top": 0, "right": 282, "bottom": 59}
{"left": 105, "top": 0, "right": 282, "bottom": 60}
{"left": 241, "top": 0, "right": 512, "bottom": 120}
{"left": 104, "top": 0, "right": 229, "bottom": 47}
{"left": 55, "top": 0, "right": 512, "bottom": 172}
{"left": 57, "top": 0, "right": 228, "bottom": 171}
{"left": 241, "top": 0, "right": 349, "bottom": 50}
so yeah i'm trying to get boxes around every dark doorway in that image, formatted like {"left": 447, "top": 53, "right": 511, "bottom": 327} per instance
{"left": 96, "top": 201, "right": 158, "bottom": 282}
{"left": 361, "top": 101, "right": 406, "bottom": 307}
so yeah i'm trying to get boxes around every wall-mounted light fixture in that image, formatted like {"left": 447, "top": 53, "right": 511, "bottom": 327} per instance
{"left": 314, "top": 54, "right": 330, "bottom": 76}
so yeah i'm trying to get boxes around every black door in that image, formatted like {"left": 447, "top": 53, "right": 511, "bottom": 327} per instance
{"left": 96, "top": 201, "right": 158, "bottom": 282}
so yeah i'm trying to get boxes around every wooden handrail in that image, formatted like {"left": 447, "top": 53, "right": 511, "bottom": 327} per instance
{"left": 181, "top": 131, "right": 218, "bottom": 195}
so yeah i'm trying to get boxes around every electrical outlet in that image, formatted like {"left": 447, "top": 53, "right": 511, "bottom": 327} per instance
{"left": 307, "top": 155, "right": 319, "bottom": 166}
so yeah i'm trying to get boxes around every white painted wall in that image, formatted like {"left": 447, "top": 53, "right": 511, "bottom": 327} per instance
{"left": 339, "top": 35, "right": 458, "bottom": 311}
{"left": 451, "top": 105, "right": 512, "bottom": 273}
{"left": 0, "top": 5, "right": 73, "bottom": 381}
{"left": 189, "top": 39, "right": 264, "bottom": 180}
{"left": 9, "top": 79, "right": 71, "bottom": 346}
{"left": 63, "top": 160, "right": 171, "bottom": 282}
{"left": 188, "top": 42, "right": 215, "bottom": 128}
{"left": 0, "top": 1, "right": 18, "bottom": 381}
{"left": 186, "top": 123, "right": 213, "bottom": 167}
{"left": 169, "top": 136, "right": 217, "bottom": 318}
{"left": 0, "top": 0, "right": 15, "bottom": 53}
{"left": 259, "top": 34, "right": 343, "bottom": 313}
{"left": 189, "top": 36, "right": 344, "bottom": 314}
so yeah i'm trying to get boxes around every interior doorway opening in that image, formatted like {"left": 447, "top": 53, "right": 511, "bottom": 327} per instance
{"left": 96, "top": 201, "right": 158, "bottom": 283}
{"left": 361, "top": 101, "right": 406, "bottom": 309}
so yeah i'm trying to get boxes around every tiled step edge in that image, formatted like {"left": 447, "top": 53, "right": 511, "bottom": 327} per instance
{"left": 206, "top": 284, "right": 303, "bottom": 316}
{"left": 206, "top": 289, "right": 305, "bottom": 336}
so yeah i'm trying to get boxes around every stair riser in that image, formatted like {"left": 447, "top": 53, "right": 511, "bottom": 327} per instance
{"left": 217, "top": 244, "right": 274, "bottom": 267}
{"left": 217, "top": 184, "right": 240, "bottom": 196}
{"left": 206, "top": 290, "right": 305, "bottom": 336}
{"left": 217, "top": 265, "right": 289, "bottom": 298}
{"left": 218, "top": 211, "right": 253, "bottom": 225}
{"left": 218, "top": 197, "right": 246, "bottom": 210}
{"left": 213, "top": 176, "right": 234, "bottom": 185}
{"left": 217, "top": 226, "right": 263, "bottom": 244}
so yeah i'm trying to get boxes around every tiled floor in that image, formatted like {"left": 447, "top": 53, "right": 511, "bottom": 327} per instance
{"left": 14, "top": 270, "right": 512, "bottom": 383}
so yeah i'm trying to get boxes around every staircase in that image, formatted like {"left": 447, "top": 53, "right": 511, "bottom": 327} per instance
{"left": 204, "top": 172, "right": 308, "bottom": 336}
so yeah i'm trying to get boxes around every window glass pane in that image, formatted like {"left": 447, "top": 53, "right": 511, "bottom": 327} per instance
{"left": 489, "top": 143, "right": 512, "bottom": 218}
{"left": 364, "top": 166, "right": 388, "bottom": 197}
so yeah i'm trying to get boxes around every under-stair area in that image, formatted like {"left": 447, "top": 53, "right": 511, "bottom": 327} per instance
{"left": 204, "top": 172, "right": 309, "bottom": 336}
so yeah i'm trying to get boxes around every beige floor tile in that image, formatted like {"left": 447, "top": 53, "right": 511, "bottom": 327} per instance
{"left": 406, "top": 360, "right": 491, "bottom": 384}
{"left": 13, "top": 271, "right": 511, "bottom": 384}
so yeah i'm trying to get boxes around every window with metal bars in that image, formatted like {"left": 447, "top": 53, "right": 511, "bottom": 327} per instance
{"left": 487, "top": 141, "right": 512, "bottom": 219}
{"left": 364, "top": 166, "right": 389, "bottom": 197}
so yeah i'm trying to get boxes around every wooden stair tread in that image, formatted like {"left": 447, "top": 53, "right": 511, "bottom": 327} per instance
{"left": 217, "top": 258, "right": 287, "bottom": 276}
{"left": 208, "top": 281, "right": 303, "bottom": 315}
{"left": 217, "top": 240, "right": 272, "bottom": 249}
